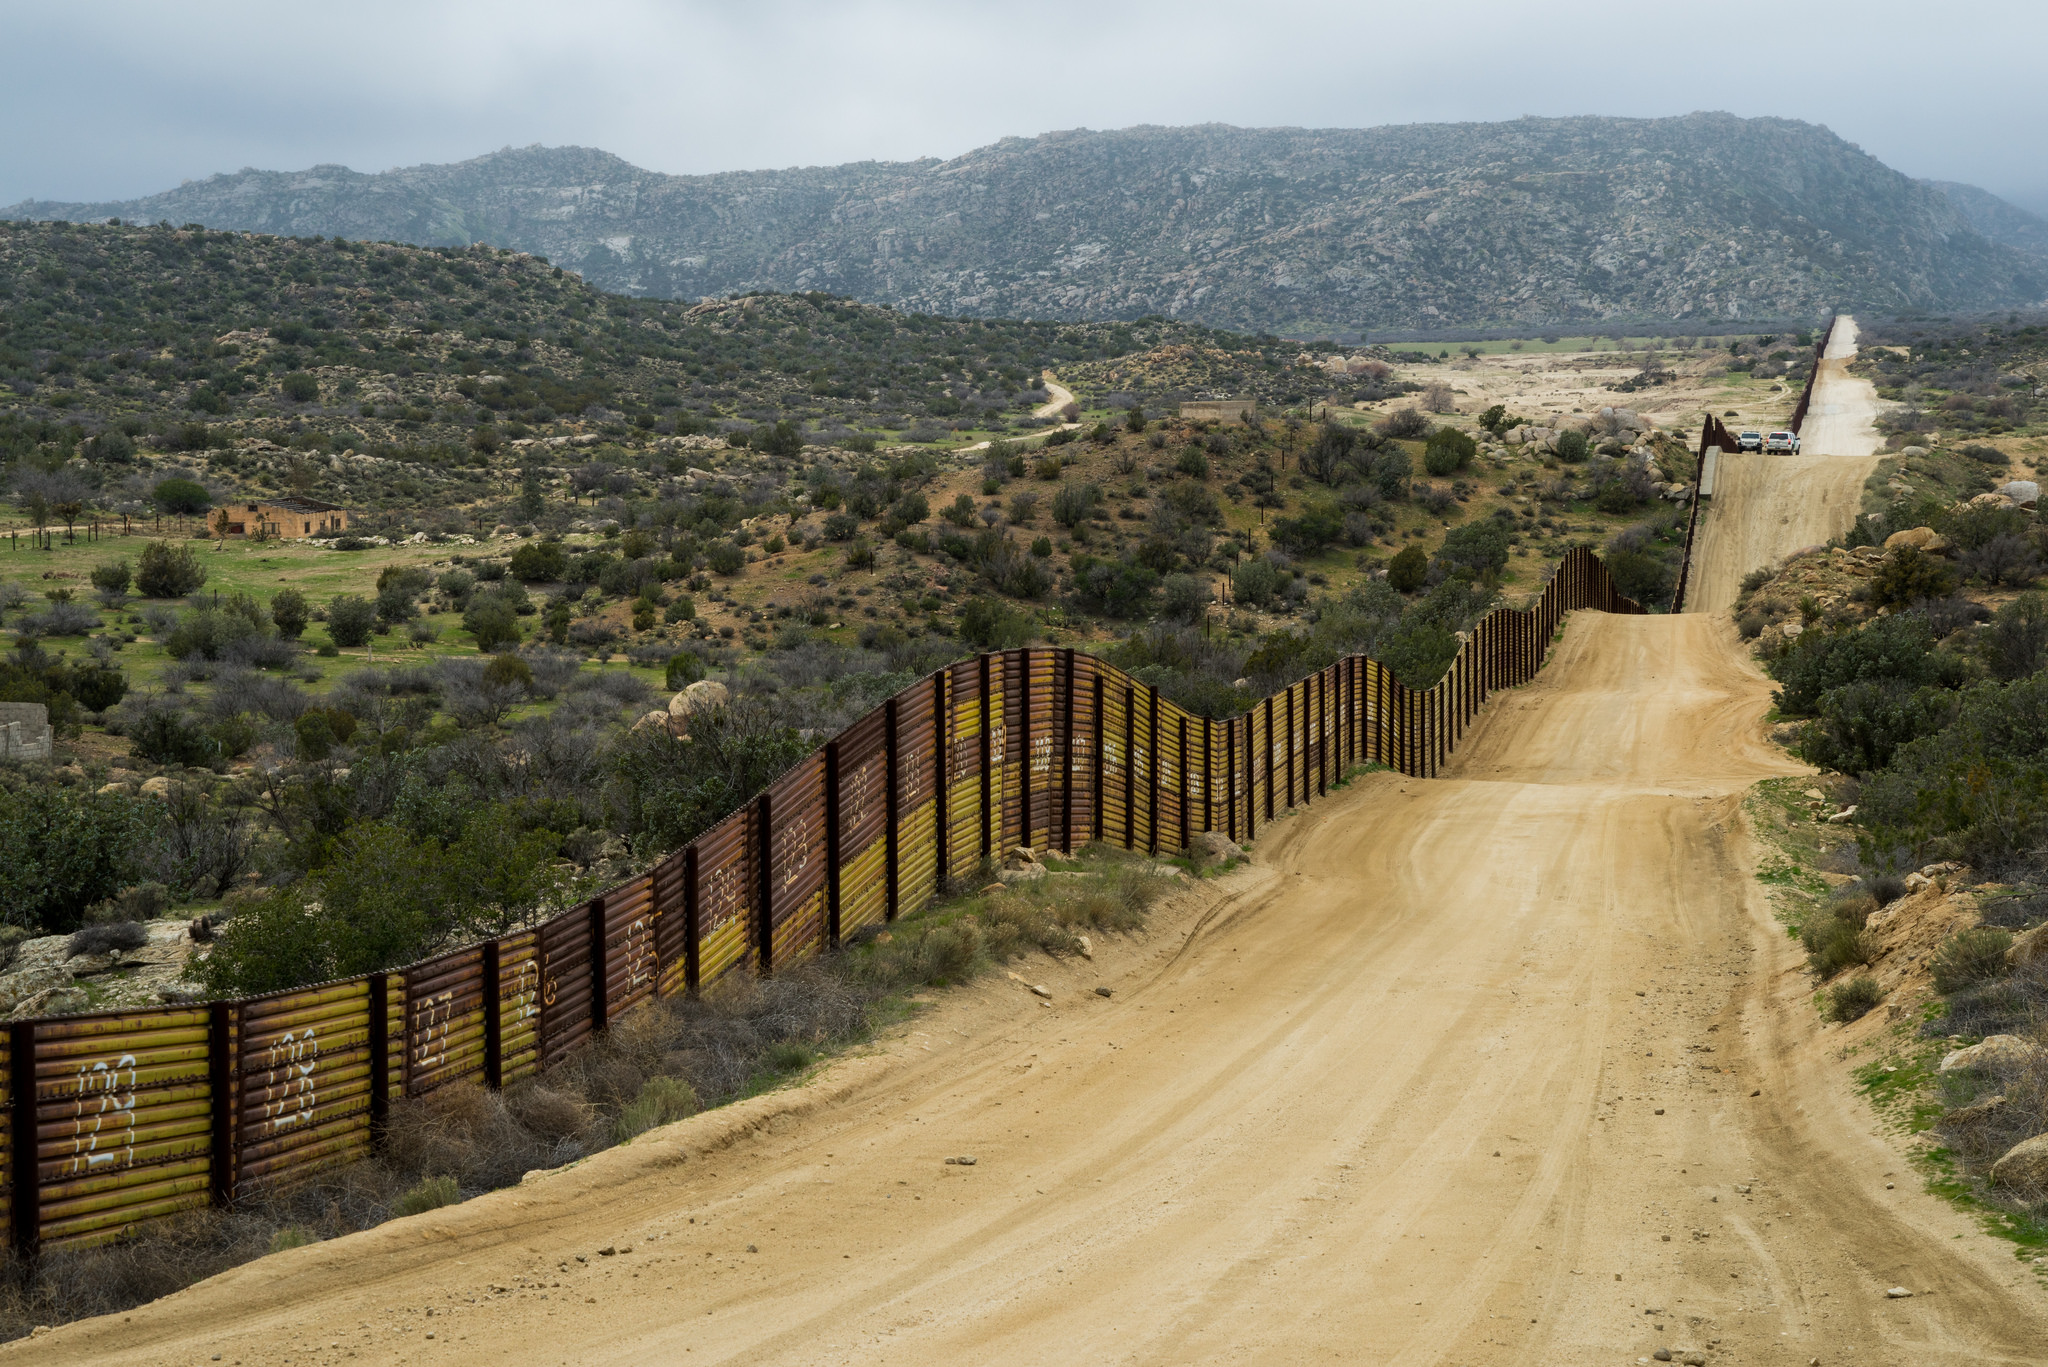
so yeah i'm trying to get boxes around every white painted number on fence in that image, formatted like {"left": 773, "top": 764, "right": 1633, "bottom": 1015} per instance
{"left": 62, "top": 1054, "right": 139, "bottom": 1174}
{"left": 261, "top": 1029, "right": 319, "bottom": 1133}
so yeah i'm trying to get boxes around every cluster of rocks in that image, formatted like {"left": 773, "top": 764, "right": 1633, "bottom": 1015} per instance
{"left": 0, "top": 921, "right": 201, "bottom": 1019}
{"left": 1937, "top": 1024, "right": 2048, "bottom": 1193}
{"left": 632, "top": 678, "right": 730, "bottom": 739}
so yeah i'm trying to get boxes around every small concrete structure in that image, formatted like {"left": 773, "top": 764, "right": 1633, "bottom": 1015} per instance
{"left": 1180, "top": 398, "right": 1257, "bottom": 421}
{"left": 0, "top": 702, "right": 53, "bottom": 762}
{"left": 220, "top": 497, "right": 351, "bottom": 539}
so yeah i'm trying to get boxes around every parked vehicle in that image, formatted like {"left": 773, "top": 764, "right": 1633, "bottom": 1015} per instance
{"left": 1764, "top": 431, "right": 1800, "bottom": 454}
{"left": 1738, "top": 430, "right": 1764, "bottom": 451}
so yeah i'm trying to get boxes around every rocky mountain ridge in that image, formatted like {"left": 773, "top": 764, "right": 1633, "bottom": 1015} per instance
{"left": 10, "top": 114, "right": 2045, "bottom": 334}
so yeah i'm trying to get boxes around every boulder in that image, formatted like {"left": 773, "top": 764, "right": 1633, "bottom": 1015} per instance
{"left": 1190, "top": 831, "right": 1245, "bottom": 866}
{"left": 632, "top": 709, "right": 679, "bottom": 738}
{"left": 1990, "top": 1133, "right": 2048, "bottom": 1192}
{"left": 8, "top": 984, "right": 91, "bottom": 1019}
{"left": 1938, "top": 1034, "right": 2044, "bottom": 1075}
{"left": 668, "top": 679, "right": 730, "bottom": 718}
{"left": 0, "top": 967, "right": 72, "bottom": 1016}
{"left": 1999, "top": 480, "right": 2041, "bottom": 508}
{"left": 138, "top": 775, "right": 179, "bottom": 799}
{"left": 1883, "top": 526, "right": 1944, "bottom": 553}
{"left": 2007, "top": 922, "right": 2048, "bottom": 971}
{"left": 996, "top": 845, "right": 1047, "bottom": 885}
{"left": 1945, "top": 1093, "right": 2008, "bottom": 1129}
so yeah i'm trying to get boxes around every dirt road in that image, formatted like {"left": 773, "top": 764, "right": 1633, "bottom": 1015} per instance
{"left": 26, "top": 610, "right": 2047, "bottom": 1366}
{"left": 1686, "top": 317, "right": 1885, "bottom": 612}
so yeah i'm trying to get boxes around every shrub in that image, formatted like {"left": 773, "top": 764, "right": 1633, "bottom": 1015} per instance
{"left": 1176, "top": 447, "right": 1210, "bottom": 479}
{"left": 135, "top": 540, "right": 207, "bottom": 597}
{"left": 1797, "top": 679, "right": 1954, "bottom": 774}
{"left": 1555, "top": 430, "right": 1590, "bottom": 463}
{"left": 1769, "top": 613, "right": 1956, "bottom": 716}
{"left": 1605, "top": 547, "right": 1672, "bottom": 607}
{"left": 1594, "top": 480, "right": 1639, "bottom": 514}
{"left": 280, "top": 372, "right": 319, "bottom": 403}
{"left": 1804, "top": 916, "right": 1873, "bottom": 978}
{"left": 0, "top": 786, "right": 145, "bottom": 933}
{"left": 1436, "top": 521, "right": 1510, "bottom": 580}
{"left": 130, "top": 708, "right": 220, "bottom": 767}
{"left": 508, "top": 540, "right": 567, "bottom": 583}
{"left": 326, "top": 594, "right": 377, "bottom": 648}
{"left": 706, "top": 541, "right": 746, "bottom": 575}
{"left": 664, "top": 652, "right": 705, "bottom": 689}
{"left": 958, "top": 597, "right": 1033, "bottom": 649}
{"left": 90, "top": 558, "right": 132, "bottom": 600}
{"left": 1375, "top": 407, "right": 1428, "bottom": 440}
{"left": 1051, "top": 481, "right": 1101, "bottom": 528}
{"left": 1269, "top": 505, "right": 1345, "bottom": 557}
{"left": 270, "top": 588, "right": 309, "bottom": 639}
{"left": 151, "top": 477, "right": 211, "bottom": 515}
{"left": 1930, "top": 927, "right": 2013, "bottom": 995}
{"left": 1231, "top": 558, "right": 1281, "bottom": 608}
{"left": 612, "top": 1076, "right": 697, "bottom": 1144}
{"left": 1160, "top": 574, "right": 1210, "bottom": 624}
{"left": 1870, "top": 546, "right": 1959, "bottom": 609}
{"left": 1983, "top": 593, "right": 2048, "bottom": 681}
{"left": 392, "top": 1175, "right": 460, "bottom": 1218}
{"left": 66, "top": 920, "right": 148, "bottom": 959}
{"left": 1423, "top": 426, "right": 1476, "bottom": 476}
{"left": 463, "top": 598, "right": 522, "bottom": 652}
{"left": 1827, "top": 976, "right": 1883, "bottom": 1022}
{"left": 1387, "top": 545, "right": 1428, "bottom": 593}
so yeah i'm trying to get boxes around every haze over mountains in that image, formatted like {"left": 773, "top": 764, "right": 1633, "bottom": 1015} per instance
{"left": 10, "top": 113, "right": 2046, "bottom": 335}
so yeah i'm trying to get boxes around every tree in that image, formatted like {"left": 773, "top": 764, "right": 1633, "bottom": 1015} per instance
{"left": 516, "top": 466, "right": 546, "bottom": 522}
{"left": 1269, "top": 505, "right": 1345, "bottom": 556}
{"left": 270, "top": 587, "right": 309, "bottom": 639}
{"left": 1300, "top": 423, "right": 1357, "bottom": 486}
{"left": 135, "top": 539, "right": 208, "bottom": 597}
{"left": 509, "top": 539, "right": 568, "bottom": 582}
{"left": 152, "top": 477, "right": 211, "bottom": 515}
{"left": 326, "top": 594, "right": 377, "bottom": 648}
{"left": 281, "top": 372, "right": 319, "bottom": 403}
{"left": 1554, "top": 430, "right": 1590, "bottom": 463}
{"left": 464, "top": 597, "right": 522, "bottom": 651}
{"left": 1870, "top": 546, "right": 1958, "bottom": 609}
{"left": 89, "top": 558, "right": 132, "bottom": 603}
{"left": 1423, "top": 426, "right": 1476, "bottom": 476}
{"left": 0, "top": 786, "right": 146, "bottom": 934}
{"left": 1435, "top": 521, "right": 1509, "bottom": 580}
{"left": 1387, "top": 545, "right": 1428, "bottom": 593}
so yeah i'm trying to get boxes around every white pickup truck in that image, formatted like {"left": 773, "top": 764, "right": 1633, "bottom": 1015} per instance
{"left": 1763, "top": 430, "right": 1801, "bottom": 454}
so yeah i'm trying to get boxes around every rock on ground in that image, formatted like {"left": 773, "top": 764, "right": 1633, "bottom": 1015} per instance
{"left": 1991, "top": 1133, "right": 2048, "bottom": 1192}
{"left": 1938, "top": 1034, "right": 2044, "bottom": 1075}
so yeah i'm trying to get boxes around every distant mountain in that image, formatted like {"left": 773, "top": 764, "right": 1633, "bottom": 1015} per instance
{"left": 1923, "top": 179, "right": 2048, "bottom": 259}
{"left": 10, "top": 115, "right": 2044, "bottom": 333}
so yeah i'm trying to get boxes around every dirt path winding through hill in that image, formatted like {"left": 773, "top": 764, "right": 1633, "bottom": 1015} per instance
{"left": 1686, "top": 318, "right": 1885, "bottom": 612}
{"left": 23, "top": 318, "right": 2046, "bottom": 1365}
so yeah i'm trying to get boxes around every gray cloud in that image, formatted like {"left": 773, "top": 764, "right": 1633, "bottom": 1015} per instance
{"left": 4, "top": 0, "right": 2044, "bottom": 215}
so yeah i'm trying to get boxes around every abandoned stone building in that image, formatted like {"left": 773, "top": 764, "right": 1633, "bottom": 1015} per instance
{"left": 219, "top": 497, "right": 351, "bottom": 539}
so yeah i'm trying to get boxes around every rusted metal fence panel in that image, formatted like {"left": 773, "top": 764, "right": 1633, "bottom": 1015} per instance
{"left": 236, "top": 982, "right": 373, "bottom": 1198}
{"left": 28, "top": 1008, "right": 213, "bottom": 1249}
{"left": 603, "top": 874, "right": 660, "bottom": 1023}
{"left": 496, "top": 931, "right": 542, "bottom": 1084}
{"left": 404, "top": 949, "right": 486, "bottom": 1099}
{"left": 767, "top": 757, "right": 828, "bottom": 967}
{"left": 537, "top": 907, "right": 595, "bottom": 1070}
{"left": 893, "top": 676, "right": 940, "bottom": 914}
{"left": 695, "top": 811, "right": 754, "bottom": 987}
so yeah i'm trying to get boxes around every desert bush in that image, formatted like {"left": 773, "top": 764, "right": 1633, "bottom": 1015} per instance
{"left": 1870, "top": 546, "right": 1959, "bottom": 609}
{"left": 326, "top": 594, "right": 377, "bottom": 648}
{"left": 1827, "top": 976, "right": 1883, "bottom": 1022}
{"left": 1386, "top": 545, "right": 1427, "bottom": 593}
{"left": 612, "top": 1076, "right": 699, "bottom": 1144}
{"left": 1375, "top": 407, "right": 1428, "bottom": 440}
{"left": 1423, "top": 426, "right": 1476, "bottom": 476}
{"left": 1930, "top": 927, "right": 2013, "bottom": 995}
{"left": 135, "top": 540, "right": 207, "bottom": 597}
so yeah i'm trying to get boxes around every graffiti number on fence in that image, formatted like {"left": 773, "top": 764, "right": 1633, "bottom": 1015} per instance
{"left": 412, "top": 990, "right": 455, "bottom": 1076}
{"left": 63, "top": 1053, "right": 140, "bottom": 1175}
{"left": 261, "top": 1029, "right": 319, "bottom": 1133}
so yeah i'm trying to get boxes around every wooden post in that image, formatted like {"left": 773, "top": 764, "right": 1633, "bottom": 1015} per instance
{"left": 208, "top": 1001, "right": 236, "bottom": 1205}
{"left": 482, "top": 940, "right": 503, "bottom": 1089}
{"left": 683, "top": 847, "right": 701, "bottom": 994}
{"left": 824, "top": 741, "right": 842, "bottom": 947}
{"left": 755, "top": 795, "right": 774, "bottom": 975}
{"left": 885, "top": 699, "right": 901, "bottom": 921}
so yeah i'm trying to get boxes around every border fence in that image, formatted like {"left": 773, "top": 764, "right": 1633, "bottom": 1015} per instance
{"left": 2, "top": 546, "right": 1641, "bottom": 1258}
{"left": 1669, "top": 315, "right": 1839, "bottom": 613}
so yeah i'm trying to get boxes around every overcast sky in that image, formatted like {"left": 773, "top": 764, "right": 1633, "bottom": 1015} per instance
{"left": 4, "top": 0, "right": 2043, "bottom": 215}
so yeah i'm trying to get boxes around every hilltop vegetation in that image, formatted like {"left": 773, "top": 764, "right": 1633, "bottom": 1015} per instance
{"left": 10, "top": 116, "right": 2043, "bottom": 333}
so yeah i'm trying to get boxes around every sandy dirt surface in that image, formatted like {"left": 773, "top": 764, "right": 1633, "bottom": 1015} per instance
{"left": 1685, "top": 318, "right": 1887, "bottom": 612}
{"left": 22, "top": 610, "right": 2047, "bottom": 1367}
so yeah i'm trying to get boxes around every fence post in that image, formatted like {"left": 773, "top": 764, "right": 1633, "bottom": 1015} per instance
{"left": 589, "top": 895, "right": 611, "bottom": 1025}
{"left": 683, "top": 847, "right": 701, "bottom": 995}
{"left": 1203, "top": 716, "right": 1214, "bottom": 835}
{"left": 367, "top": 973, "right": 390, "bottom": 1144}
{"left": 1059, "top": 650, "right": 1076, "bottom": 852}
{"left": 1246, "top": 709, "right": 1258, "bottom": 839}
{"left": 754, "top": 794, "right": 774, "bottom": 976}
{"left": 1018, "top": 652, "right": 1033, "bottom": 852}
{"left": 1146, "top": 686, "right": 1160, "bottom": 854}
{"left": 933, "top": 669, "right": 950, "bottom": 888}
{"left": 1091, "top": 672, "right": 1105, "bottom": 843}
{"left": 979, "top": 655, "right": 993, "bottom": 861}
{"left": 482, "top": 940, "right": 503, "bottom": 1090}
{"left": 9, "top": 1021, "right": 37, "bottom": 1258}
{"left": 1124, "top": 683, "right": 1137, "bottom": 850}
{"left": 208, "top": 1000, "right": 236, "bottom": 1206}
{"left": 885, "top": 698, "right": 901, "bottom": 921}
{"left": 1178, "top": 714, "right": 1189, "bottom": 850}
{"left": 824, "top": 741, "right": 842, "bottom": 947}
